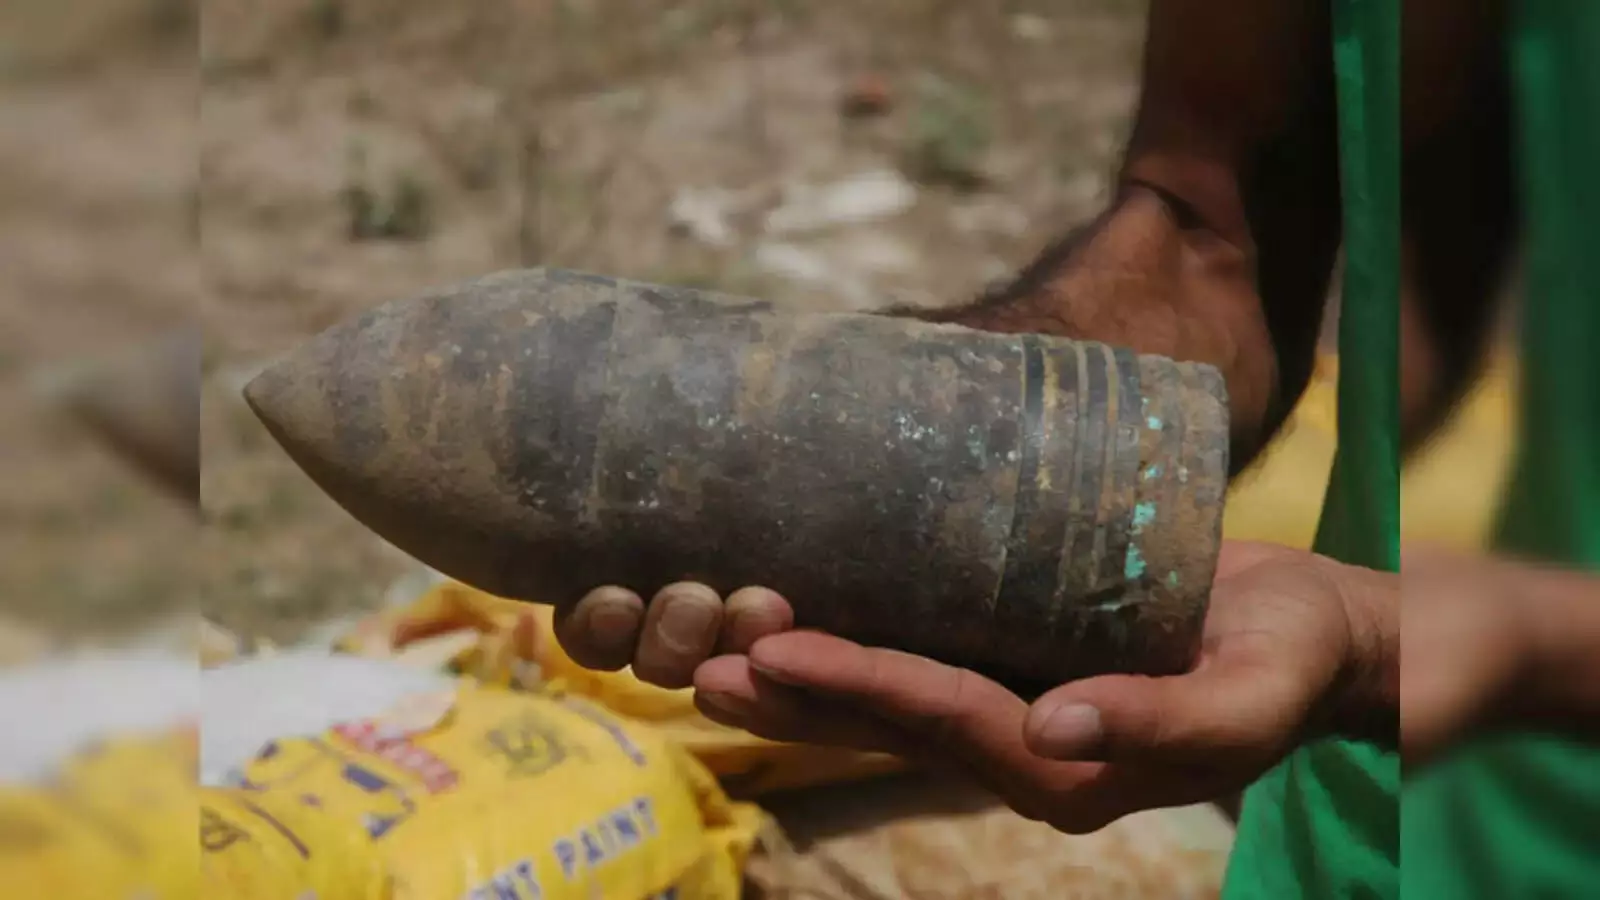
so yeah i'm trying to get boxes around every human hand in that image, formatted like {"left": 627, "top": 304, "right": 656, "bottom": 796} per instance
{"left": 552, "top": 581, "right": 793, "bottom": 689}
{"left": 554, "top": 541, "right": 1397, "bottom": 832}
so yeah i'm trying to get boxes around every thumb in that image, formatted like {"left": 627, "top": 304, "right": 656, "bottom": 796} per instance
{"left": 1022, "top": 662, "right": 1307, "bottom": 767}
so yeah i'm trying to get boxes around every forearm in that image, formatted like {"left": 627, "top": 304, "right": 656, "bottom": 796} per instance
{"left": 1332, "top": 555, "right": 1600, "bottom": 753}
{"left": 1326, "top": 561, "right": 1401, "bottom": 748}
{"left": 880, "top": 0, "right": 1340, "bottom": 473}
{"left": 1505, "top": 561, "right": 1600, "bottom": 738}
{"left": 897, "top": 194, "right": 1286, "bottom": 472}
{"left": 1403, "top": 551, "right": 1600, "bottom": 764}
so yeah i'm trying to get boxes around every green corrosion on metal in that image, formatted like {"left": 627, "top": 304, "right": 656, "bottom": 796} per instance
{"left": 1125, "top": 502, "right": 1158, "bottom": 580}
{"left": 1124, "top": 545, "right": 1148, "bottom": 579}
{"left": 1132, "top": 501, "right": 1158, "bottom": 532}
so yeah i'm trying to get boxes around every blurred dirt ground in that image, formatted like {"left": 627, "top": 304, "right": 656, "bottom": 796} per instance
{"left": 1, "top": 0, "right": 1152, "bottom": 646}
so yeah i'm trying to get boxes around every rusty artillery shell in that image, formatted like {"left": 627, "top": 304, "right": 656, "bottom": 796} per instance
{"left": 244, "top": 268, "right": 1228, "bottom": 694}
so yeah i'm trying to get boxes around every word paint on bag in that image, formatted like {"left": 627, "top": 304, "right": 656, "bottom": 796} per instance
{"left": 552, "top": 797, "right": 659, "bottom": 881}
{"left": 463, "top": 857, "right": 544, "bottom": 900}
{"left": 332, "top": 720, "right": 460, "bottom": 794}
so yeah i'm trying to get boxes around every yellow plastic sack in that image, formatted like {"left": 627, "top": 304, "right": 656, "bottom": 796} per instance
{"left": 216, "top": 677, "right": 762, "bottom": 900}
{"left": 0, "top": 729, "right": 197, "bottom": 900}
{"left": 0, "top": 786, "right": 152, "bottom": 899}
{"left": 201, "top": 784, "right": 392, "bottom": 900}
{"left": 1223, "top": 351, "right": 1517, "bottom": 551}
{"left": 337, "top": 584, "right": 906, "bottom": 796}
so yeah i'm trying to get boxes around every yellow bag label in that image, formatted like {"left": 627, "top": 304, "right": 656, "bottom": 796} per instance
{"left": 200, "top": 786, "right": 391, "bottom": 900}
{"left": 224, "top": 680, "right": 760, "bottom": 900}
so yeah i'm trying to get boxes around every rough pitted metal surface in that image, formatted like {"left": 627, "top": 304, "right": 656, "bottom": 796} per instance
{"left": 245, "top": 267, "right": 1229, "bottom": 695}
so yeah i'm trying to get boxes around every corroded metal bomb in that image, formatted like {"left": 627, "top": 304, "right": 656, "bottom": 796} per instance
{"left": 245, "top": 268, "right": 1228, "bottom": 694}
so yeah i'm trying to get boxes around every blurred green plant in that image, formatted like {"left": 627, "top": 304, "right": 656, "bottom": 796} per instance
{"left": 306, "top": 0, "right": 346, "bottom": 41}
{"left": 384, "top": 173, "right": 432, "bottom": 238}
{"left": 342, "top": 143, "right": 434, "bottom": 241}
{"left": 342, "top": 177, "right": 433, "bottom": 241}
{"left": 901, "top": 73, "right": 993, "bottom": 191}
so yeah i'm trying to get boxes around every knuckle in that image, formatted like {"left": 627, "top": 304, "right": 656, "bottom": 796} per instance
{"left": 860, "top": 650, "right": 970, "bottom": 739}
{"left": 1140, "top": 711, "right": 1181, "bottom": 757}
{"left": 927, "top": 668, "right": 976, "bottom": 742}
{"left": 859, "top": 651, "right": 889, "bottom": 696}
{"left": 1113, "top": 678, "right": 1192, "bottom": 759}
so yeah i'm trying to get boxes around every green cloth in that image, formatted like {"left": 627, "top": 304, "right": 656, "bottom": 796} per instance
{"left": 1402, "top": 1, "right": 1600, "bottom": 897}
{"left": 1222, "top": 1, "right": 1402, "bottom": 897}
{"left": 1224, "top": 0, "right": 1600, "bottom": 896}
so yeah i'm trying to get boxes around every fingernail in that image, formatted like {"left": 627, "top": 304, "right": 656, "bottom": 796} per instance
{"left": 746, "top": 644, "right": 794, "bottom": 682}
{"left": 657, "top": 597, "right": 717, "bottom": 653}
{"left": 723, "top": 601, "right": 789, "bottom": 652}
{"left": 1033, "top": 704, "right": 1103, "bottom": 757}
{"left": 584, "top": 600, "right": 639, "bottom": 652}
{"left": 697, "top": 691, "right": 752, "bottom": 720}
